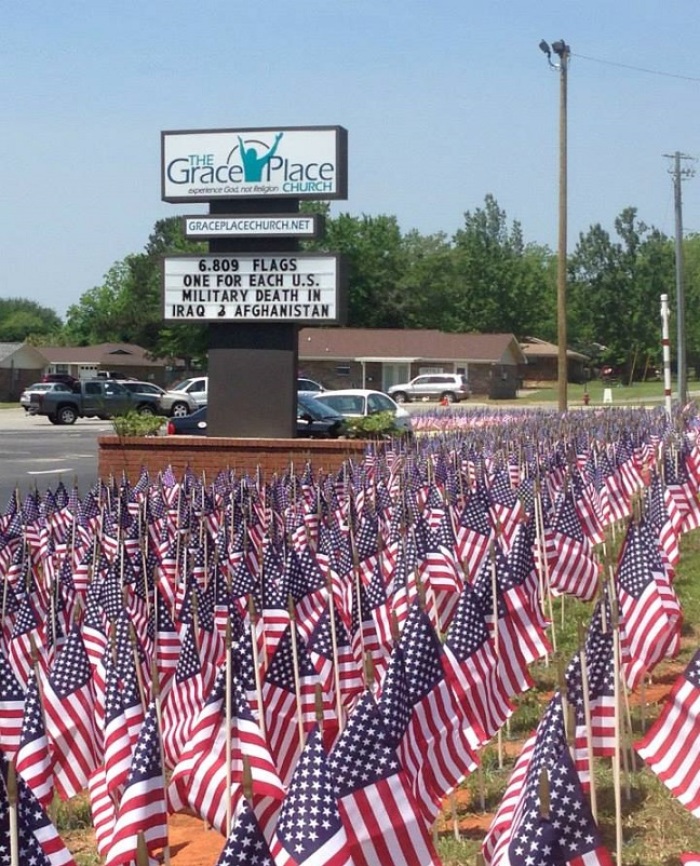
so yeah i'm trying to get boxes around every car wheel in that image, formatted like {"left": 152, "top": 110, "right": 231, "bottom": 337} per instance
{"left": 57, "top": 405, "right": 78, "bottom": 425}
{"left": 47, "top": 414, "right": 59, "bottom": 425}
{"left": 137, "top": 404, "right": 156, "bottom": 416}
{"left": 170, "top": 402, "right": 190, "bottom": 418}
{"left": 392, "top": 391, "right": 408, "bottom": 404}
{"left": 440, "top": 391, "right": 457, "bottom": 404}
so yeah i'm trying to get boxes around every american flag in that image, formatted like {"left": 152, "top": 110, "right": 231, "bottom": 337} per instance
{"left": 0, "top": 747, "right": 77, "bottom": 866}
{"left": 87, "top": 766, "right": 116, "bottom": 859}
{"left": 488, "top": 467, "right": 523, "bottom": 551}
{"left": 42, "top": 624, "right": 98, "bottom": 800}
{"left": 443, "top": 580, "right": 513, "bottom": 741}
{"left": 636, "top": 647, "right": 700, "bottom": 817}
{"left": 392, "top": 601, "right": 483, "bottom": 825}
{"left": 329, "top": 689, "right": 443, "bottom": 866}
{"left": 101, "top": 652, "right": 134, "bottom": 796}
{"left": 160, "top": 623, "right": 206, "bottom": 770}
{"left": 15, "top": 668, "right": 54, "bottom": 810}
{"left": 455, "top": 482, "right": 493, "bottom": 580}
{"left": 307, "top": 605, "right": 364, "bottom": 713}
{"left": 0, "top": 644, "right": 25, "bottom": 760}
{"left": 168, "top": 666, "right": 284, "bottom": 834}
{"left": 271, "top": 725, "right": 352, "bottom": 866}
{"left": 544, "top": 485, "right": 601, "bottom": 602}
{"left": 261, "top": 623, "right": 325, "bottom": 786}
{"left": 8, "top": 592, "right": 46, "bottom": 689}
{"left": 483, "top": 693, "right": 612, "bottom": 866}
{"left": 104, "top": 700, "right": 168, "bottom": 866}
{"left": 615, "top": 519, "right": 682, "bottom": 688}
{"left": 214, "top": 796, "right": 276, "bottom": 866}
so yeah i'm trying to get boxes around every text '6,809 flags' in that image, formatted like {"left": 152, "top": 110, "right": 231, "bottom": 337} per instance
{"left": 161, "top": 254, "right": 346, "bottom": 324}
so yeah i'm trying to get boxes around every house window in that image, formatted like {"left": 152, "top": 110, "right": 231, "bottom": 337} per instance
{"left": 418, "top": 366, "right": 444, "bottom": 375}
{"left": 336, "top": 365, "right": 350, "bottom": 376}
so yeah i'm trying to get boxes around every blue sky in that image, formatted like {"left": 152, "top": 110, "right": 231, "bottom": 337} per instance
{"left": 2, "top": 1, "right": 699, "bottom": 319}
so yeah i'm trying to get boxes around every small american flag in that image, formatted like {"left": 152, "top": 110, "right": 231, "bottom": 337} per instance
{"left": 271, "top": 725, "right": 351, "bottom": 866}
{"left": 636, "top": 647, "right": 700, "bottom": 817}
{"left": 105, "top": 700, "right": 168, "bottom": 866}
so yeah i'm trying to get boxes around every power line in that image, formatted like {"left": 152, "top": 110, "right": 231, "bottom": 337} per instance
{"left": 572, "top": 52, "right": 700, "bottom": 83}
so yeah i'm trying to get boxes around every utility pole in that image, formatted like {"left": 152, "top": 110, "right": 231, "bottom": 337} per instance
{"left": 540, "top": 39, "right": 570, "bottom": 412}
{"left": 664, "top": 151, "right": 695, "bottom": 406}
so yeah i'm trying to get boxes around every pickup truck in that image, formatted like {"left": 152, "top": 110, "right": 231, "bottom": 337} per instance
{"left": 27, "top": 378, "right": 162, "bottom": 425}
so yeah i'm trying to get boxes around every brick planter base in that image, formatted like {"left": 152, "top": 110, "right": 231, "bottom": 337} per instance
{"left": 98, "top": 435, "right": 374, "bottom": 484}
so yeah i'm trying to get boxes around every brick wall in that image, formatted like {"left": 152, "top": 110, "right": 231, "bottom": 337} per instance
{"left": 98, "top": 435, "right": 374, "bottom": 484}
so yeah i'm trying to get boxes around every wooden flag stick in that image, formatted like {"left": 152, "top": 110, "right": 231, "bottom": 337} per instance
{"left": 288, "top": 596, "right": 306, "bottom": 754}
{"left": 247, "top": 596, "right": 267, "bottom": 737}
{"left": 7, "top": 760, "right": 19, "bottom": 866}
{"left": 326, "top": 575, "right": 344, "bottom": 733}
{"left": 489, "top": 543, "right": 504, "bottom": 769}
{"left": 225, "top": 619, "right": 233, "bottom": 838}
{"left": 149, "top": 659, "right": 170, "bottom": 866}
{"left": 538, "top": 768, "right": 551, "bottom": 820}
{"left": 136, "top": 831, "right": 149, "bottom": 866}
{"left": 577, "top": 623, "right": 598, "bottom": 820}
{"left": 609, "top": 577, "right": 623, "bottom": 866}
{"left": 450, "top": 791, "right": 461, "bottom": 841}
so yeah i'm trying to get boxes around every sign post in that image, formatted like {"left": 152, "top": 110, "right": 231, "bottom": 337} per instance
{"left": 160, "top": 126, "right": 348, "bottom": 437}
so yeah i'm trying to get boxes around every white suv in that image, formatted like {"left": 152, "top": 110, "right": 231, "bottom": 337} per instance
{"left": 169, "top": 376, "right": 208, "bottom": 407}
{"left": 388, "top": 373, "right": 470, "bottom": 404}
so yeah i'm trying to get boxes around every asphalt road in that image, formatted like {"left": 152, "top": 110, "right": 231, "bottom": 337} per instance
{"left": 0, "top": 408, "right": 108, "bottom": 506}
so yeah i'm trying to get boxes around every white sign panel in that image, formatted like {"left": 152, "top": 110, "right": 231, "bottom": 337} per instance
{"left": 162, "top": 126, "right": 348, "bottom": 203}
{"left": 163, "top": 254, "right": 345, "bottom": 323}
{"left": 183, "top": 213, "right": 322, "bottom": 239}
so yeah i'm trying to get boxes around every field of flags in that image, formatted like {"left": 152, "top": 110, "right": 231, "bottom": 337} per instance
{"left": 1, "top": 404, "right": 700, "bottom": 865}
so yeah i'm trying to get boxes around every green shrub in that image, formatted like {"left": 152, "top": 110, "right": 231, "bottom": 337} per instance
{"left": 344, "top": 410, "right": 406, "bottom": 439}
{"left": 111, "top": 411, "right": 165, "bottom": 438}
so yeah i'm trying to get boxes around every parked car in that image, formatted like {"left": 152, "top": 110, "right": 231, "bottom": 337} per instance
{"left": 41, "top": 373, "right": 80, "bottom": 388}
{"left": 297, "top": 377, "right": 326, "bottom": 393}
{"left": 169, "top": 376, "right": 208, "bottom": 407}
{"left": 165, "top": 393, "right": 347, "bottom": 438}
{"left": 311, "top": 389, "right": 412, "bottom": 434}
{"left": 387, "top": 373, "right": 470, "bottom": 404}
{"left": 27, "top": 378, "right": 161, "bottom": 425}
{"left": 20, "top": 381, "right": 74, "bottom": 412}
{"left": 116, "top": 380, "right": 198, "bottom": 417}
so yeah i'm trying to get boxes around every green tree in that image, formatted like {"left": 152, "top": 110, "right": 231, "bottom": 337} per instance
{"left": 0, "top": 298, "right": 63, "bottom": 342}
{"left": 569, "top": 208, "right": 672, "bottom": 377}
{"left": 450, "top": 195, "right": 554, "bottom": 337}
{"left": 63, "top": 217, "right": 207, "bottom": 361}
{"left": 315, "top": 213, "right": 408, "bottom": 327}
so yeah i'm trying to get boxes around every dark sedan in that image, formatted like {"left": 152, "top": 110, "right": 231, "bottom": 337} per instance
{"left": 165, "top": 394, "right": 347, "bottom": 438}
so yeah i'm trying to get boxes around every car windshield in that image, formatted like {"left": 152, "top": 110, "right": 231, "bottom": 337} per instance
{"left": 298, "top": 394, "right": 340, "bottom": 420}
{"left": 316, "top": 394, "right": 365, "bottom": 415}
{"left": 171, "top": 380, "right": 195, "bottom": 392}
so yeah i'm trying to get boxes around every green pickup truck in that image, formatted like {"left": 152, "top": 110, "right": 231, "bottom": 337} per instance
{"left": 28, "top": 378, "right": 162, "bottom": 425}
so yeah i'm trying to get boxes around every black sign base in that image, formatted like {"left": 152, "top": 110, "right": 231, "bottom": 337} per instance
{"left": 207, "top": 322, "right": 297, "bottom": 438}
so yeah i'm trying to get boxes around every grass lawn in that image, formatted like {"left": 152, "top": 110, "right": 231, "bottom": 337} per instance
{"left": 518, "top": 379, "right": 688, "bottom": 408}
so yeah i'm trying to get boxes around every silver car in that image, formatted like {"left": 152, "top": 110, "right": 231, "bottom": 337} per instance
{"left": 117, "top": 380, "right": 198, "bottom": 418}
{"left": 19, "top": 381, "right": 74, "bottom": 412}
{"left": 168, "top": 376, "right": 208, "bottom": 408}
{"left": 388, "top": 373, "right": 470, "bottom": 404}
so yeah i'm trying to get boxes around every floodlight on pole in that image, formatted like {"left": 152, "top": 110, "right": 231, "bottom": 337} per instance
{"left": 539, "top": 38, "right": 570, "bottom": 412}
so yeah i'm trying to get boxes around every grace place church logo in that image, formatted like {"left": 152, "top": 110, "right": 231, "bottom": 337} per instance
{"left": 234, "top": 132, "right": 284, "bottom": 182}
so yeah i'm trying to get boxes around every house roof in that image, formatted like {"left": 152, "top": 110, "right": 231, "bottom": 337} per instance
{"left": 520, "top": 338, "right": 589, "bottom": 362}
{"left": 0, "top": 342, "right": 52, "bottom": 367}
{"left": 38, "top": 343, "right": 164, "bottom": 368}
{"left": 0, "top": 343, "right": 27, "bottom": 363}
{"left": 298, "top": 328, "right": 527, "bottom": 365}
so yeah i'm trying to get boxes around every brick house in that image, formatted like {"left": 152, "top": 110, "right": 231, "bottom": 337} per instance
{"left": 297, "top": 328, "right": 527, "bottom": 398}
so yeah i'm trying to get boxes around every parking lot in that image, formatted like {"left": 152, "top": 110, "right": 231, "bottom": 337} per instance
{"left": 0, "top": 408, "right": 108, "bottom": 505}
